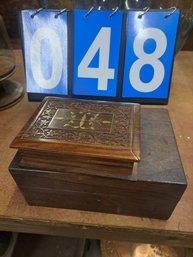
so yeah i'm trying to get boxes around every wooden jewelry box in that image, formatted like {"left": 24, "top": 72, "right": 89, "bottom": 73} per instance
{"left": 9, "top": 97, "right": 187, "bottom": 219}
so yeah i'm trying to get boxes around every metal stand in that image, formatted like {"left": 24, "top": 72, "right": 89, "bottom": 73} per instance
{"left": 0, "top": 70, "right": 24, "bottom": 110}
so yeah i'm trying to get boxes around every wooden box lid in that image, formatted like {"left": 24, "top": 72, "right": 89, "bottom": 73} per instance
{"left": 10, "top": 97, "right": 140, "bottom": 162}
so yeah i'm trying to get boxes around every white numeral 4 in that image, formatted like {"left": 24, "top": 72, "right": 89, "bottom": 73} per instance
{"left": 78, "top": 27, "right": 115, "bottom": 91}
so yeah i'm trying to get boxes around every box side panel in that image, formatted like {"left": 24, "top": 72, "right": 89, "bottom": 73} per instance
{"left": 9, "top": 166, "right": 186, "bottom": 220}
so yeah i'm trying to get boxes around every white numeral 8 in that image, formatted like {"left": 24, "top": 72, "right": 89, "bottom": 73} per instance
{"left": 129, "top": 28, "right": 167, "bottom": 93}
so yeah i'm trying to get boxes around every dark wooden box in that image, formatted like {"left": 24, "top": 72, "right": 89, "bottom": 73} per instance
{"left": 9, "top": 108, "right": 187, "bottom": 220}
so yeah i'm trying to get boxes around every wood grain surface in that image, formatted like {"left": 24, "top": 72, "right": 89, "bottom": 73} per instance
{"left": 0, "top": 50, "right": 193, "bottom": 247}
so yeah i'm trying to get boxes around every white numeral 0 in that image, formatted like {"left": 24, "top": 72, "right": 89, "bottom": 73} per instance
{"left": 30, "top": 27, "right": 63, "bottom": 89}
{"left": 129, "top": 28, "right": 167, "bottom": 93}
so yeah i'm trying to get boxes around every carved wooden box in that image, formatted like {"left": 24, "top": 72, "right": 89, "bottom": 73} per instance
{"left": 9, "top": 98, "right": 187, "bottom": 219}
{"left": 10, "top": 97, "right": 140, "bottom": 176}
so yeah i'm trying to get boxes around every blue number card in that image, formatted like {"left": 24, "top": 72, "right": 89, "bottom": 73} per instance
{"left": 20, "top": 10, "right": 68, "bottom": 96}
{"left": 122, "top": 10, "right": 180, "bottom": 101}
{"left": 72, "top": 10, "right": 123, "bottom": 97}
{"left": 20, "top": 8, "right": 180, "bottom": 104}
